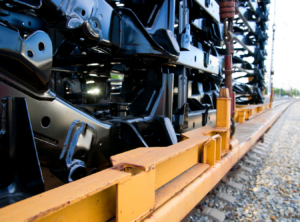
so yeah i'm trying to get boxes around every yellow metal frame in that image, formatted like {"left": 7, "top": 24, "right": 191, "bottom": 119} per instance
{"left": 0, "top": 89, "right": 292, "bottom": 222}
{"left": 235, "top": 103, "right": 271, "bottom": 123}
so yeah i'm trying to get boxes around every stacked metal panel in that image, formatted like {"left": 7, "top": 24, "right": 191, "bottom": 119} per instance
{"left": 0, "top": 0, "right": 225, "bottom": 206}
{"left": 0, "top": 0, "right": 272, "bottom": 208}
{"left": 231, "top": 0, "right": 270, "bottom": 104}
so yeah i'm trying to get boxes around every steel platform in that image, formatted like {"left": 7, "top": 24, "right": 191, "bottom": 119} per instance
{"left": 0, "top": 92, "right": 295, "bottom": 222}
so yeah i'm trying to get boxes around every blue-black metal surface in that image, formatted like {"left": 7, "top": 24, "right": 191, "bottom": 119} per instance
{"left": 0, "top": 97, "right": 44, "bottom": 208}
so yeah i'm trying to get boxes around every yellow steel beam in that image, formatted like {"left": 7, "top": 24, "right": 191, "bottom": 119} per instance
{"left": 144, "top": 101, "right": 292, "bottom": 222}
{"left": 0, "top": 169, "right": 131, "bottom": 222}
{"left": 111, "top": 133, "right": 225, "bottom": 221}
{"left": 0, "top": 90, "right": 232, "bottom": 222}
{"left": 154, "top": 163, "right": 209, "bottom": 209}
{"left": 0, "top": 92, "right": 293, "bottom": 222}
{"left": 235, "top": 103, "right": 272, "bottom": 123}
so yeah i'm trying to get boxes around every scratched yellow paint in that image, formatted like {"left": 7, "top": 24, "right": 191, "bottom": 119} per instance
{"left": 39, "top": 186, "right": 116, "bottom": 222}
{"left": 117, "top": 170, "right": 155, "bottom": 222}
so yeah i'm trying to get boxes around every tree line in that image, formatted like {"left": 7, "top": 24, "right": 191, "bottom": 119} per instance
{"left": 272, "top": 88, "right": 300, "bottom": 97}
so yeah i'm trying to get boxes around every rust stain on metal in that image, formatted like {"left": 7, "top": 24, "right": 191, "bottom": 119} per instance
{"left": 111, "top": 163, "right": 145, "bottom": 171}
{"left": 27, "top": 202, "right": 69, "bottom": 222}
{"left": 202, "top": 139, "right": 212, "bottom": 147}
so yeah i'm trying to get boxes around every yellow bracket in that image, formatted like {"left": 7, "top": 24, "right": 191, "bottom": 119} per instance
{"left": 235, "top": 103, "right": 271, "bottom": 123}
{"left": 117, "top": 168, "right": 155, "bottom": 222}
{"left": 237, "top": 110, "right": 246, "bottom": 123}
{"left": 202, "top": 138, "right": 216, "bottom": 165}
{"left": 212, "top": 134, "right": 222, "bottom": 161}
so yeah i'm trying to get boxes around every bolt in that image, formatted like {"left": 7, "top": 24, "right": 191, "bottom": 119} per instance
{"left": 2, "top": 98, "right": 6, "bottom": 103}
{"left": 27, "top": 50, "right": 33, "bottom": 58}
{"left": 1, "top": 98, "right": 6, "bottom": 107}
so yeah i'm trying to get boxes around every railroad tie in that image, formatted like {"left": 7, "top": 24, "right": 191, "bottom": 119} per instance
{"left": 242, "top": 166, "right": 254, "bottom": 174}
{"left": 256, "top": 143, "right": 269, "bottom": 148}
{"left": 237, "top": 173, "right": 249, "bottom": 181}
{"left": 216, "top": 192, "right": 236, "bottom": 204}
{"left": 251, "top": 149, "right": 266, "bottom": 156}
{"left": 264, "top": 135, "right": 273, "bottom": 138}
{"left": 263, "top": 138, "right": 274, "bottom": 144}
{"left": 255, "top": 148, "right": 268, "bottom": 153}
{"left": 264, "top": 136, "right": 273, "bottom": 140}
{"left": 257, "top": 142, "right": 269, "bottom": 147}
{"left": 247, "top": 154, "right": 262, "bottom": 161}
{"left": 255, "top": 146, "right": 269, "bottom": 152}
{"left": 226, "top": 180, "right": 244, "bottom": 191}
{"left": 202, "top": 207, "right": 226, "bottom": 222}
{"left": 243, "top": 159, "right": 258, "bottom": 166}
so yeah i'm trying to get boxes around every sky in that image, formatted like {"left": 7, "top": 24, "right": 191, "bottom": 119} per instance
{"left": 266, "top": 0, "right": 300, "bottom": 91}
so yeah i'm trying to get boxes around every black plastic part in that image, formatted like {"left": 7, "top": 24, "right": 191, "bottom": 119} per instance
{"left": 0, "top": 97, "right": 44, "bottom": 208}
{"left": 186, "top": 98, "right": 211, "bottom": 126}
{"left": 116, "top": 121, "right": 148, "bottom": 151}
{"left": 130, "top": 87, "right": 160, "bottom": 116}
{"left": 49, "top": 120, "right": 97, "bottom": 183}
{"left": 173, "top": 103, "right": 189, "bottom": 130}
{"left": 142, "top": 116, "right": 178, "bottom": 147}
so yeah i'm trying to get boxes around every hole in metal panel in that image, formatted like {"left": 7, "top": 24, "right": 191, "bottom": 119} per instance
{"left": 41, "top": 116, "right": 50, "bottom": 128}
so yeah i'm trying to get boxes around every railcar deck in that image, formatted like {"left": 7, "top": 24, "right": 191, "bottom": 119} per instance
{"left": 0, "top": 96, "right": 295, "bottom": 222}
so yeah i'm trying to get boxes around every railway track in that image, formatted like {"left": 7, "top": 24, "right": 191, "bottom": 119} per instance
{"left": 184, "top": 100, "right": 299, "bottom": 222}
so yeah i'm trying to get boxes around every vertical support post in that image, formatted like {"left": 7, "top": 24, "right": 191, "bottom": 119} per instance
{"left": 177, "top": 67, "right": 187, "bottom": 109}
{"left": 0, "top": 98, "right": 44, "bottom": 208}
{"left": 202, "top": 139, "right": 216, "bottom": 165}
{"left": 178, "top": 1, "right": 185, "bottom": 34}
{"left": 220, "top": 0, "right": 236, "bottom": 119}
{"left": 168, "top": 0, "right": 176, "bottom": 33}
{"left": 117, "top": 170, "right": 155, "bottom": 222}
{"left": 166, "top": 73, "right": 174, "bottom": 121}
{"left": 161, "top": 72, "right": 168, "bottom": 116}
{"left": 216, "top": 88, "right": 231, "bottom": 153}
{"left": 237, "top": 111, "right": 245, "bottom": 123}
{"left": 212, "top": 134, "right": 222, "bottom": 161}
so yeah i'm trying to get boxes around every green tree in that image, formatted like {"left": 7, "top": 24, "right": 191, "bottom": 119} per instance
{"left": 291, "top": 88, "right": 300, "bottom": 97}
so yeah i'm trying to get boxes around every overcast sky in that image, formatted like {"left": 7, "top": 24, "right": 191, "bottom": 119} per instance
{"left": 266, "top": 0, "right": 300, "bottom": 90}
